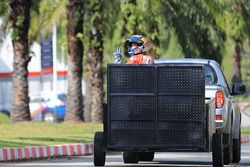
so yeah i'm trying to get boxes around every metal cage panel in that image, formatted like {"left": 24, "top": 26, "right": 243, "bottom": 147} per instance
{"left": 107, "top": 64, "right": 206, "bottom": 151}
{"left": 110, "top": 95, "right": 155, "bottom": 121}
{"left": 157, "top": 66, "right": 204, "bottom": 95}
{"left": 109, "top": 66, "right": 155, "bottom": 94}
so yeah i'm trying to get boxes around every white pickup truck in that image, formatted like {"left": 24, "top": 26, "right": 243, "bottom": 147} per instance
{"left": 156, "top": 58, "right": 245, "bottom": 166}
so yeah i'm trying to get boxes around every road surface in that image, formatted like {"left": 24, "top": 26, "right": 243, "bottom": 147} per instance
{"left": 1, "top": 143, "right": 250, "bottom": 167}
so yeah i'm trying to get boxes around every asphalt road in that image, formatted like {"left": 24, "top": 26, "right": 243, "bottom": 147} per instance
{"left": 1, "top": 143, "right": 250, "bottom": 167}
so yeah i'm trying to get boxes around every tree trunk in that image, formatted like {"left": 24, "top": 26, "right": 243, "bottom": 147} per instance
{"left": 83, "top": 79, "right": 92, "bottom": 122}
{"left": 65, "top": 0, "right": 84, "bottom": 122}
{"left": 9, "top": 0, "right": 31, "bottom": 123}
{"left": 88, "top": 48, "right": 104, "bottom": 123}
{"left": 232, "top": 43, "right": 242, "bottom": 84}
{"left": 87, "top": 0, "right": 104, "bottom": 123}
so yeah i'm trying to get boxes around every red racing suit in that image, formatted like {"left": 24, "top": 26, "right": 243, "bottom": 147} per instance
{"left": 127, "top": 54, "right": 154, "bottom": 64}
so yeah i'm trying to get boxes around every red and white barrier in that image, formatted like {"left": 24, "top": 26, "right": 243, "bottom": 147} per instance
{"left": 0, "top": 143, "right": 93, "bottom": 161}
{"left": 241, "top": 136, "right": 250, "bottom": 143}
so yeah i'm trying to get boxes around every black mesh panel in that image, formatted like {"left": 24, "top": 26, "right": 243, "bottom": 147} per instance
{"left": 107, "top": 64, "right": 206, "bottom": 151}
{"left": 158, "top": 66, "right": 204, "bottom": 95}
{"left": 110, "top": 96, "right": 155, "bottom": 120}
{"left": 110, "top": 121, "right": 155, "bottom": 147}
{"left": 158, "top": 96, "right": 205, "bottom": 121}
{"left": 109, "top": 66, "right": 155, "bottom": 93}
{"left": 158, "top": 122, "right": 205, "bottom": 147}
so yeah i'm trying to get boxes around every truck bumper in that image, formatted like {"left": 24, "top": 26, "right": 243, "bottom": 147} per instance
{"left": 215, "top": 120, "right": 223, "bottom": 129}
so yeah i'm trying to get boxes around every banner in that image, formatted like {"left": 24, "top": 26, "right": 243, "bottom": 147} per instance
{"left": 41, "top": 36, "right": 53, "bottom": 75}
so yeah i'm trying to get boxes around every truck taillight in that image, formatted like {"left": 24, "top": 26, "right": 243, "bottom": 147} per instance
{"left": 215, "top": 91, "right": 224, "bottom": 108}
{"left": 215, "top": 115, "right": 222, "bottom": 120}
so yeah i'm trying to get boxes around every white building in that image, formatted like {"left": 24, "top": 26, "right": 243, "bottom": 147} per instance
{"left": 0, "top": 33, "right": 69, "bottom": 113}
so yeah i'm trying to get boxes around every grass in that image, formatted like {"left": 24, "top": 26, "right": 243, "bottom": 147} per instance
{"left": 1, "top": 111, "right": 250, "bottom": 148}
{"left": 242, "top": 128, "right": 250, "bottom": 136}
{"left": 0, "top": 113, "right": 102, "bottom": 148}
{"left": 0, "top": 113, "right": 11, "bottom": 124}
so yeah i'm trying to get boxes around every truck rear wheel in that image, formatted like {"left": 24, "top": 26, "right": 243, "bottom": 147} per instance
{"left": 139, "top": 152, "right": 154, "bottom": 161}
{"left": 232, "top": 129, "right": 241, "bottom": 163}
{"left": 123, "top": 152, "right": 139, "bottom": 163}
{"left": 94, "top": 132, "right": 106, "bottom": 166}
{"left": 212, "top": 133, "right": 224, "bottom": 167}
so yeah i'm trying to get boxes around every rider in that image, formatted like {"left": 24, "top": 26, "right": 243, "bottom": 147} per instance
{"left": 114, "top": 35, "right": 154, "bottom": 64}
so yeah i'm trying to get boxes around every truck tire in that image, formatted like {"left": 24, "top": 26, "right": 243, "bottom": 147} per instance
{"left": 123, "top": 152, "right": 139, "bottom": 163}
{"left": 212, "top": 133, "right": 224, "bottom": 167}
{"left": 94, "top": 132, "right": 106, "bottom": 166}
{"left": 224, "top": 133, "right": 233, "bottom": 164}
{"left": 232, "top": 129, "right": 241, "bottom": 163}
{"left": 138, "top": 152, "right": 154, "bottom": 161}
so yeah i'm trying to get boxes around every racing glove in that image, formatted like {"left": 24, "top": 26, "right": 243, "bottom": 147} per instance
{"left": 114, "top": 48, "right": 122, "bottom": 64}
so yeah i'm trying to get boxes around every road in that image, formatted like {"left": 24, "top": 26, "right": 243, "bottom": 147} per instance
{"left": 1, "top": 143, "right": 250, "bottom": 167}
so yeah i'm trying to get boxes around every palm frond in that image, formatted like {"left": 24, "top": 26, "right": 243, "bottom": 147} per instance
{"left": 39, "top": 0, "right": 67, "bottom": 36}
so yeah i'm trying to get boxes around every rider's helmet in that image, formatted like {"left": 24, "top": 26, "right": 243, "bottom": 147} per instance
{"left": 127, "top": 35, "right": 145, "bottom": 56}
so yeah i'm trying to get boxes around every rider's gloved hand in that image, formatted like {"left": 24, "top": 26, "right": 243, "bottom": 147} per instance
{"left": 114, "top": 48, "right": 122, "bottom": 64}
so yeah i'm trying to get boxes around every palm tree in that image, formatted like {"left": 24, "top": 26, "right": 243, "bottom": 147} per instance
{"left": 64, "top": 0, "right": 84, "bottom": 122}
{"left": 232, "top": 41, "right": 242, "bottom": 83}
{"left": 9, "top": 0, "right": 32, "bottom": 122}
{"left": 112, "top": 0, "right": 138, "bottom": 57}
{"left": 86, "top": 0, "right": 104, "bottom": 123}
{"left": 84, "top": 0, "right": 120, "bottom": 122}
{"left": 161, "top": 0, "right": 225, "bottom": 64}
{"left": 38, "top": 0, "right": 85, "bottom": 122}
{"left": 229, "top": 1, "right": 250, "bottom": 84}
{"left": 111, "top": 0, "right": 225, "bottom": 63}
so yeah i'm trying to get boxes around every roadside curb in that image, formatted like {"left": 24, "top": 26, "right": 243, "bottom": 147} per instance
{"left": 241, "top": 136, "right": 250, "bottom": 143}
{"left": 0, "top": 143, "right": 93, "bottom": 161}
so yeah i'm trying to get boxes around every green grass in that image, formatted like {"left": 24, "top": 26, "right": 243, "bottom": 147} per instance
{"left": 0, "top": 113, "right": 102, "bottom": 148}
{"left": 242, "top": 128, "right": 250, "bottom": 136}
{"left": 1, "top": 112, "right": 250, "bottom": 148}
{"left": 0, "top": 113, "right": 11, "bottom": 124}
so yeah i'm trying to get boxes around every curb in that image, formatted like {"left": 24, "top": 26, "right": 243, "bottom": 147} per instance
{"left": 241, "top": 136, "right": 250, "bottom": 143}
{"left": 0, "top": 143, "right": 93, "bottom": 161}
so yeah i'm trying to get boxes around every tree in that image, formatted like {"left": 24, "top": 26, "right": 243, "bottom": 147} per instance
{"left": 232, "top": 41, "right": 242, "bottom": 83}
{"left": 83, "top": 0, "right": 120, "bottom": 122}
{"left": 39, "top": 0, "right": 67, "bottom": 52}
{"left": 86, "top": 0, "right": 104, "bottom": 123}
{"left": 110, "top": 0, "right": 225, "bottom": 62}
{"left": 38, "top": 0, "right": 85, "bottom": 121}
{"left": 228, "top": 0, "right": 250, "bottom": 84}
{"left": 9, "top": 0, "right": 32, "bottom": 122}
{"left": 138, "top": 0, "right": 160, "bottom": 58}
{"left": 0, "top": 0, "right": 9, "bottom": 45}
{"left": 112, "top": 0, "right": 139, "bottom": 57}
{"left": 161, "top": 0, "right": 226, "bottom": 64}
{"left": 64, "top": 0, "right": 84, "bottom": 122}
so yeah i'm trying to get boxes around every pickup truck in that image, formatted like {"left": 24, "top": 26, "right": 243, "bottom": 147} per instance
{"left": 94, "top": 58, "right": 245, "bottom": 167}
{"left": 156, "top": 59, "right": 245, "bottom": 166}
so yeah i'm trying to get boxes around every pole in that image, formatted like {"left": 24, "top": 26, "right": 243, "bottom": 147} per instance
{"left": 53, "top": 24, "right": 57, "bottom": 94}
{"left": 61, "top": 46, "right": 66, "bottom": 93}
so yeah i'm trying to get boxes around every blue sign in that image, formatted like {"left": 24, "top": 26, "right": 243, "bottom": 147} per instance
{"left": 41, "top": 36, "right": 53, "bottom": 74}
